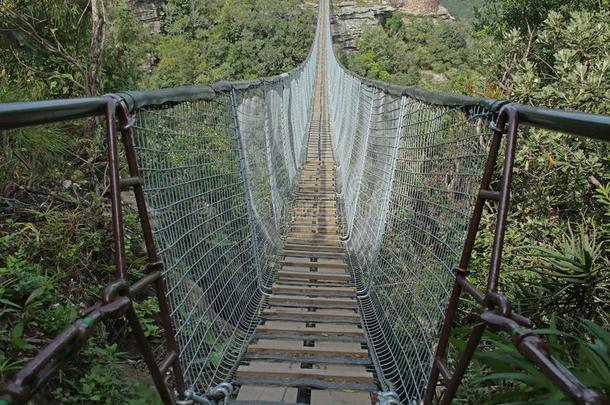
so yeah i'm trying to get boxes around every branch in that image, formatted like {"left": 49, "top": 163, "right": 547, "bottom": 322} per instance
{"left": 0, "top": 7, "right": 87, "bottom": 81}
{"left": 87, "top": 0, "right": 107, "bottom": 95}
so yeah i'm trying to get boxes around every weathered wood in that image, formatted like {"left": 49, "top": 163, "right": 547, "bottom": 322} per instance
{"left": 236, "top": 385, "right": 298, "bottom": 403}
{"left": 276, "top": 270, "right": 351, "bottom": 282}
{"left": 287, "top": 225, "right": 338, "bottom": 234}
{"left": 247, "top": 340, "right": 368, "bottom": 358}
{"left": 310, "top": 390, "right": 372, "bottom": 405}
{"left": 283, "top": 243, "right": 345, "bottom": 253}
{"left": 271, "top": 284, "right": 355, "bottom": 296}
{"left": 269, "top": 294, "right": 356, "bottom": 307}
{"left": 257, "top": 321, "right": 363, "bottom": 337}
{"left": 281, "top": 260, "right": 347, "bottom": 270}
{"left": 263, "top": 308, "right": 359, "bottom": 321}
{"left": 236, "top": 361, "right": 374, "bottom": 384}
{"left": 285, "top": 233, "right": 341, "bottom": 242}
{"left": 281, "top": 250, "right": 344, "bottom": 260}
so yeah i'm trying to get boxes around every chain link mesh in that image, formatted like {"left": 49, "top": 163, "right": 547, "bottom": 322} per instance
{"left": 129, "top": 16, "right": 320, "bottom": 394}
{"left": 129, "top": 0, "right": 494, "bottom": 400}
{"left": 325, "top": 7, "right": 496, "bottom": 402}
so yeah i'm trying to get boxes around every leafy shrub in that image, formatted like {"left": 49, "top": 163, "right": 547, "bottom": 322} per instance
{"left": 461, "top": 319, "right": 610, "bottom": 403}
{"left": 50, "top": 343, "right": 161, "bottom": 404}
{"left": 511, "top": 224, "right": 609, "bottom": 327}
{"left": 341, "top": 15, "right": 475, "bottom": 88}
{"left": 151, "top": 0, "right": 315, "bottom": 86}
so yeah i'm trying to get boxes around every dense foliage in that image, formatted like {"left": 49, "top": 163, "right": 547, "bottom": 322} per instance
{"left": 0, "top": 0, "right": 313, "bottom": 402}
{"left": 151, "top": 0, "right": 314, "bottom": 87}
{"left": 440, "top": 0, "right": 487, "bottom": 21}
{"left": 340, "top": 15, "right": 475, "bottom": 90}
{"left": 465, "top": 2, "right": 610, "bottom": 403}
{"left": 474, "top": 0, "right": 607, "bottom": 34}
{"left": 0, "top": 0, "right": 608, "bottom": 402}
{"left": 339, "top": 0, "right": 609, "bottom": 401}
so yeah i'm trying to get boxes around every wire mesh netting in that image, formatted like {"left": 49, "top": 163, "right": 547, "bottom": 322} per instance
{"left": 128, "top": 21, "right": 319, "bottom": 393}
{"left": 325, "top": 9, "right": 496, "bottom": 402}
{"left": 2, "top": 0, "right": 610, "bottom": 403}
{"left": 128, "top": 0, "right": 496, "bottom": 399}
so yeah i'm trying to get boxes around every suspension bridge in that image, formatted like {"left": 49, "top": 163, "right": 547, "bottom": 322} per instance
{"left": 1, "top": 0, "right": 610, "bottom": 404}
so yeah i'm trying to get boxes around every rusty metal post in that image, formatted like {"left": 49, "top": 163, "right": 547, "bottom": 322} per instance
{"left": 423, "top": 112, "right": 507, "bottom": 404}
{"left": 114, "top": 101, "right": 188, "bottom": 399}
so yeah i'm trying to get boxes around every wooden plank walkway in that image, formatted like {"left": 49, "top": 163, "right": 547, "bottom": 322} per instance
{"left": 230, "top": 17, "right": 377, "bottom": 404}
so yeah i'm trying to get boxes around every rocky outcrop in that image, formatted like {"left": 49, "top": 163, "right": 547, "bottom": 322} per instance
{"left": 332, "top": 2, "right": 396, "bottom": 50}
{"left": 332, "top": 1, "right": 453, "bottom": 51}
{"left": 399, "top": 0, "right": 452, "bottom": 19}
{"left": 129, "top": 0, "right": 165, "bottom": 33}
{"left": 400, "top": 0, "right": 439, "bottom": 14}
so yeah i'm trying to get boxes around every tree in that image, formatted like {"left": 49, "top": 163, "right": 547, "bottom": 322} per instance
{"left": 152, "top": 0, "right": 315, "bottom": 87}
{"left": 474, "top": 0, "right": 607, "bottom": 35}
{"left": 0, "top": 0, "right": 106, "bottom": 97}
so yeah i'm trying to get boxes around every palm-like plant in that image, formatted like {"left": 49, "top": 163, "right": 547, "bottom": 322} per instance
{"left": 468, "top": 318, "right": 610, "bottom": 404}
{"left": 516, "top": 223, "right": 609, "bottom": 327}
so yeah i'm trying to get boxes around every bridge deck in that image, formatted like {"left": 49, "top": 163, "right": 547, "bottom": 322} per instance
{"left": 230, "top": 26, "right": 378, "bottom": 405}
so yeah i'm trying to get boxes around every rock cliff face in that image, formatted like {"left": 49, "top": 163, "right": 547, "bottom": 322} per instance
{"left": 332, "top": 2, "right": 396, "bottom": 50}
{"left": 332, "top": 0, "right": 452, "bottom": 51}
{"left": 129, "top": 0, "right": 165, "bottom": 33}
{"left": 401, "top": 0, "right": 439, "bottom": 14}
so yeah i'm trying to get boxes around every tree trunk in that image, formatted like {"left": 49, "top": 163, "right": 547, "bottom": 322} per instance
{"left": 87, "top": 0, "right": 107, "bottom": 97}
{"left": 84, "top": 0, "right": 107, "bottom": 138}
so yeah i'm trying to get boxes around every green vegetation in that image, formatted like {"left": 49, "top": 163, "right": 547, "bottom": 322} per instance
{"left": 441, "top": 0, "right": 487, "bottom": 21}
{"left": 339, "top": 0, "right": 609, "bottom": 400}
{"left": 0, "top": 0, "right": 313, "bottom": 402}
{"left": 454, "top": 319, "right": 610, "bottom": 402}
{"left": 0, "top": 0, "right": 608, "bottom": 401}
{"left": 474, "top": 0, "right": 607, "bottom": 34}
{"left": 340, "top": 15, "right": 473, "bottom": 90}
{"left": 465, "top": 2, "right": 610, "bottom": 402}
{"left": 151, "top": 0, "right": 314, "bottom": 87}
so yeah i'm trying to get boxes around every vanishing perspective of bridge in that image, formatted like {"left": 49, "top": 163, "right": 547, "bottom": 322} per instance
{"left": 1, "top": 0, "right": 609, "bottom": 404}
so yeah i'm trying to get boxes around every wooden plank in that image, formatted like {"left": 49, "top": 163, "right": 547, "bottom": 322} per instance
{"left": 310, "top": 390, "right": 371, "bottom": 405}
{"left": 276, "top": 270, "right": 350, "bottom": 282}
{"left": 263, "top": 308, "right": 359, "bottom": 321}
{"left": 247, "top": 340, "right": 367, "bottom": 358}
{"left": 294, "top": 193, "right": 335, "bottom": 197}
{"left": 257, "top": 321, "right": 363, "bottom": 337}
{"left": 281, "top": 250, "right": 345, "bottom": 260}
{"left": 271, "top": 284, "right": 355, "bottom": 296}
{"left": 299, "top": 178, "right": 335, "bottom": 182}
{"left": 289, "top": 212, "right": 337, "bottom": 218}
{"left": 281, "top": 260, "right": 347, "bottom": 270}
{"left": 298, "top": 186, "right": 335, "bottom": 191}
{"left": 236, "top": 385, "right": 298, "bottom": 403}
{"left": 272, "top": 281, "right": 354, "bottom": 289}
{"left": 293, "top": 201, "right": 336, "bottom": 206}
{"left": 293, "top": 201, "right": 335, "bottom": 205}
{"left": 299, "top": 183, "right": 335, "bottom": 187}
{"left": 269, "top": 294, "right": 356, "bottom": 307}
{"left": 289, "top": 221, "right": 338, "bottom": 226}
{"left": 292, "top": 212, "right": 337, "bottom": 218}
{"left": 286, "top": 228, "right": 340, "bottom": 234}
{"left": 291, "top": 206, "right": 337, "bottom": 212}
{"left": 283, "top": 243, "right": 345, "bottom": 253}
{"left": 280, "top": 267, "right": 346, "bottom": 275}
{"left": 299, "top": 167, "right": 333, "bottom": 172}
{"left": 288, "top": 226, "right": 338, "bottom": 234}
{"left": 284, "top": 240, "right": 342, "bottom": 248}
{"left": 289, "top": 221, "right": 338, "bottom": 228}
{"left": 285, "top": 233, "right": 341, "bottom": 241}
{"left": 236, "top": 362, "right": 374, "bottom": 384}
